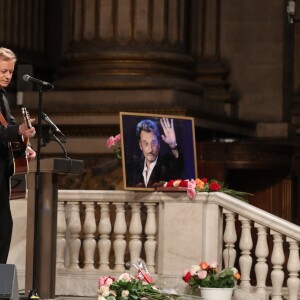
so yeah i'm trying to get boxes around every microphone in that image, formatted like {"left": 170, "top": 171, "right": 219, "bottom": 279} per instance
{"left": 41, "top": 112, "right": 64, "bottom": 136}
{"left": 23, "top": 74, "right": 54, "bottom": 89}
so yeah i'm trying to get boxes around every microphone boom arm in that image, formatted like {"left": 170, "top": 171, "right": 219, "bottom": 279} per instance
{"left": 48, "top": 128, "right": 69, "bottom": 159}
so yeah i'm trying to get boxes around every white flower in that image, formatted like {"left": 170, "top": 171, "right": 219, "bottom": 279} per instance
{"left": 98, "top": 296, "right": 106, "bottom": 300}
{"left": 118, "top": 273, "right": 132, "bottom": 282}
{"left": 190, "top": 264, "right": 200, "bottom": 275}
{"left": 173, "top": 180, "right": 181, "bottom": 187}
{"left": 231, "top": 267, "right": 239, "bottom": 275}
{"left": 210, "top": 262, "right": 218, "bottom": 268}
{"left": 98, "top": 285, "right": 110, "bottom": 297}
{"left": 121, "top": 290, "right": 129, "bottom": 297}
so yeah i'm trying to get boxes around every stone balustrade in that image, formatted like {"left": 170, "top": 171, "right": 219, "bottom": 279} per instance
{"left": 9, "top": 190, "right": 300, "bottom": 299}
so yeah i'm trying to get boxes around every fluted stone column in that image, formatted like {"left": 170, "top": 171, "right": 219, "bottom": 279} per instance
{"left": 55, "top": 0, "right": 202, "bottom": 94}
{"left": 190, "top": 0, "right": 235, "bottom": 116}
{"left": 21, "top": 0, "right": 229, "bottom": 158}
{"left": 0, "top": 0, "right": 63, "bottom": 82}
{"left": 0, "top": 0, "right": 45, "bottom": 53}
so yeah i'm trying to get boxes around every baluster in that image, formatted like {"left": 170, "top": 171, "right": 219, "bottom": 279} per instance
{"left": 129, "top": 203, "right": 142, "bottom": 272}
{"left": 238, "top": 216, "right": 253, "bottom": 292}
{"left": 270, "top": 230, "right": 285, "bottom": 300}
{"left": 223, "top": 210, "right": 237, "bottom": 268}
{"left": 286, "top": 237, "right": 300, "bottom": 300}
{"left": 56, "top": 201, "right": 67, "bottom": 269}
{"left": 83, "top": 202, "right": 96, "bottom": 270}
{"left": 254, "top": 223, "right": 269, "bottom": 299}
{"left": 144, "top": 202, "right": 157, "bottom": 274}
{"left": 68, "top": 202, "right": 82, "bottom": 269}
{"left": 113, "top": 202, "right": 127, "bottom": 272}
{"left": 98, "top": 202, "right": 112, "bottom": 272}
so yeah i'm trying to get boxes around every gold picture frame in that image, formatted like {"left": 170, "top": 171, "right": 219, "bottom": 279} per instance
{"left": 120, "top": 112, "right": 197, "bottom": 191}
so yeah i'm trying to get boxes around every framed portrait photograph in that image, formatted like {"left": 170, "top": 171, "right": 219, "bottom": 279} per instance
{"left": 120, "top": 112, "right": 197, "bottom": 191}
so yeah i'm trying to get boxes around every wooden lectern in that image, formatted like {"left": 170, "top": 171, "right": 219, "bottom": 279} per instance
{"left": 25, "top": 158, "right": 84, "bottom": 299}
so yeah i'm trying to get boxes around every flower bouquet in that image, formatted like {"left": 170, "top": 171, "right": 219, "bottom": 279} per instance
{"left": 98, "top": 259, "right": 181, "bottom": 300}
{"left": 162, "top": 178, "right": 252, "bottom": 201}
{"left": 98, "top": 273, "right": 180, "bottom": 300}
{"left": 182, "top": 261, "right": 240, "bottom": 292}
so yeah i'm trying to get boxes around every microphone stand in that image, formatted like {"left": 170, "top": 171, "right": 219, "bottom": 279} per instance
{"left": 27, "top": 83, "right": 47, "bottom": 300}
{"left": 48, "top": 128, "right": 70, "bottom": 159}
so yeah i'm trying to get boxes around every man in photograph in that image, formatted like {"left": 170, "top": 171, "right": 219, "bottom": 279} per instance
{"left": 126, "top": 117, "right": 184, "bottom": 188}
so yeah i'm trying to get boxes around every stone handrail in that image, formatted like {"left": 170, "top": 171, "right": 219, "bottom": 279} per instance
{"left": 207, "top": 192, "right": 300, "bottom": 300}
{"left": 209, "top": 192, "right": 300, "bottom": 241}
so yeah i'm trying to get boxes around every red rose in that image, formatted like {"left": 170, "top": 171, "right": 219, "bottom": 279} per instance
{"left": 166, "top": 180, "right": 175, "bottom": 187}
{"left": 201, "top": 178, "right": 208, "bottom": 184}
{"left": 209, "top": 181, "right": 221, "bottom": 191}
{"left": 179, "top": 180, "right": 188, "bottom": 187}
{"left": 182, "top": 272, "right": 192, "bottom": 283}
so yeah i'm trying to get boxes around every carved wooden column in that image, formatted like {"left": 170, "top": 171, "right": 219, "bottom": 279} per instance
{"left": 55, "top": 0, "right": 202, "bottom": 94}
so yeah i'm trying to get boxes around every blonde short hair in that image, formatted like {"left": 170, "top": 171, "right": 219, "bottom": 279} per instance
{"left": 0, "top": 47, "right": 17, "bottom": 62}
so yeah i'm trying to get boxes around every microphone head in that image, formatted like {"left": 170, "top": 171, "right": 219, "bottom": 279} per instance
{"left": 23, "top": 74, "right": 30, "bottom": 82}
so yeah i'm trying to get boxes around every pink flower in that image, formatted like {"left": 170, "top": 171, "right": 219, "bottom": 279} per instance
{"left": 188, "top": 179, "right": 196, "bottom": 189}
{"left": 98, "top": 276, "right": 106, "bottom": 287}
{"left": 106, "top": 134, "right": 121, "bottom": 148}
{"left": 198, "top": 270, "right": 207, "bottom": 279}
{"left": 105, "top": 277, "right": 114, "bottom": 286}
{"left": 98, "top": 276, "right": 115, "bottom": 287}
{"left": 106, "top": 136, "right": 116, "bottom": 148}
{"left": 187, "top": 187, "right": 196, "bottom": 200}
